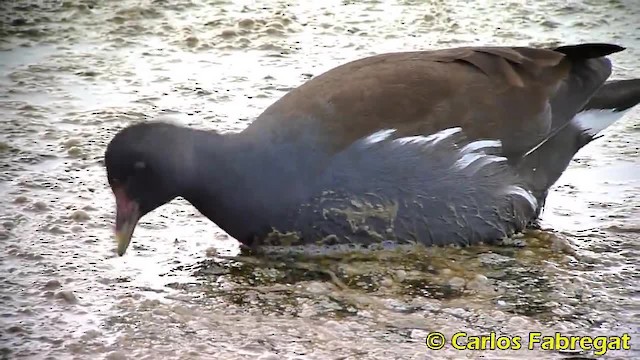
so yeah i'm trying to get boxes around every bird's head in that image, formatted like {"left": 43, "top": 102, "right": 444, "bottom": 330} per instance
{"left": 104, "top": 122, "right": 195, "bottom": 256}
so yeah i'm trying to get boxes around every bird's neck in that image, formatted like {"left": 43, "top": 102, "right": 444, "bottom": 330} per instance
{"left": 182, "top": 129, "right": 326, "bottom": 246}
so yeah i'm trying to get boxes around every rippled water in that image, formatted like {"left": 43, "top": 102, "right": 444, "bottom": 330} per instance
{"left": 1, "top": 0, "right": 639, "bottom": 359}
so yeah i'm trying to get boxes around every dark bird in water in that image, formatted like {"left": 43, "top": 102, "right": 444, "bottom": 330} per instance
{"left": 104, "top": 43, "right": 640, "bottom": 256}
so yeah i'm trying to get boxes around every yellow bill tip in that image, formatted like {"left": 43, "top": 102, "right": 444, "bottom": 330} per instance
{"left": 116, "top": 232, "right": 131, "bottom": 256}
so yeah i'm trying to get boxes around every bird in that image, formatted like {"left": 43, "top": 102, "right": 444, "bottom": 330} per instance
{"left": 104, "top": 43, "right": 640, "bottom": 257}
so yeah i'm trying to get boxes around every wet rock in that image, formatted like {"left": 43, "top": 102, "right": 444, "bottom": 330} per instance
{"left": 380, "top": 277, "right": 394, "bottom": 287}
{"left": 236, "top": 37, "right": 251, "bottom": 47}
{"left": 551, "top": 235, "right": 575, "bottom": 254}
{"left": 0, "top": 230, "right": 9, "bottom": 240}
{"left": 410, "top": 329, "right": 429, "bottom": 339}
{"left": 46, "top": 225, "right": 67, "bottom": 235}
{"left": 257, "top": 352, "right": 280, "bottom": 360}
{"left": 7, "top": 325, "right": 26, "bottom": 333}
{"left": 195, "top": 263, "right": 227, "bottom": 276}
{"left": 11, "top": 18, "right": 27, "bottom": 26}
{"left": 33, "top": 201, "right": 49, "bottom": 211}
{"left": 14, "top": 196, "right": 29, "bottom": 204}
{"left": 55, "top": 290, "right": 78, "bottom": 304}
{"left": 324, "top": 320, "right": 346, "bottom": 332}
{"left": 298, "top": 303, "right": 317, "bottom": 318}
{"left": 305, "top": 281, "right": 331, "bottom": 295}
{"left": 394, "top": 269, "right": 406, "bottom": 282}
{"left": 489, "top": 310, "right": 507, "bottom": 321}
{"left": 82, "top": 205, "right": 97, "bottom": 211}
{"left": 498, "top": 236, "right": 527, "bottom": 247}
{"left": 478, "top": 253, "right": 513, "bottom": 266}
{"left": 22, "top": 252, "right": 44, "bottom": 261}
{"left": 77, "top": 70, "right": 99, "bottom": 77}
{"left": 106, "top": 351, "right": 129, "bottom": 360}
{"left": 220, "top": 29, "right": 237, "bottom": 38}
{"left": 527, "top": 229, "right": 542, "bottom": 236}
{"left": 265, "top": 22, "right": 285, "bottom": 30}
{"left": 171, "top": 304, "right": 194, "bottom": 318}
{"left": 67, "top": 146, "right": 83, "bottom": 157}
{"left": 152, "top": 308, "right": 170, "bottom": 316}
{"left": 439, "top": 268, "right": 453, "bottom": 276}
{"left": 44, "top": 279, "right": 61, "bottom": 290}
{"left": 277, "top": 17, "right": 293, "bottom": 26}
{"left": 338, "top": 264, "right": 360, "bottom": 277}
{"left": 96, "top": 277, "right": 112, "bottom": 285}
{"left": 205, "top": 247, "right": 217, "bottom": 257}
{"left": 466, "top": 274, "right": 491, "bottom": 291}
{"left": 140, "top": 299, "right": 161, "bottom": 309}
{"left": 264, "top": 27, "right": 284, "bottom": 35}
{"left": 185, "top": 36, "right": 199, "bottom": 47}
{"left": 448, "top": 277, "right": 466, "bottom": 288}
{"left": 443, "top": 307, "right": 470, "bottom": 319}
{"left": 70, "top": 210, "right": 90, "bottom": 222}
{"left": 62, "top": 139, "right": 81, "bottom": 148}
{"left": 538, "top": 232, "right": 551, "bottom": 242}
{"left": 523, "top": 237, "right": 540, "bottom": 247}
{"left": 507, "top": 316, "right": 528, "bottom": 328}
{"left": 42, "top": 131, "right": 59, "bottom": 140}
{"left": 238, "top": 344, "right": 268, "bottom": 356}
{"left": 520, "top": 250, "right": 535, "bottom": 257}
{"left": 551, "top": 307, "right": 573, "bottom": 317}
{"left": 80, "top": 329, "right": 101, "bottom": 341}
{"left": 238, "top": 18, "right": 255, "bottom": 29}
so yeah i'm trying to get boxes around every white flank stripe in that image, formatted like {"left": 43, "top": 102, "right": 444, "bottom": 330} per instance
{"left": 392, "top": 127, "right": 463, "bottom": 147}
{"left": 364, "top": 129, "right": 396, "bottom": 144}
{"left": 506, "top": 185, "right": 538, "bottom": 210}
{"left": 393, "top": 135, "right": 431, "bottom": 145}
{"left": 454, "top": 153, "right": 484, "bottom": 169}
{"left": 421, "top": 127, "right": 462, "bottom": 145}
{"left": 460, "top": 139, "right": 502, "bottom": 154}
{"left": 571, "top": 108, "right": 628, "bottom": 136}
{"left": 455, "top": 154, "right": 507, "bottom": 171}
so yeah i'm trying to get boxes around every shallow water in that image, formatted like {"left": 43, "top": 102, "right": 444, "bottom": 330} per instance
{"left": 0, "top": 0, "right": 639, "bottom": 359}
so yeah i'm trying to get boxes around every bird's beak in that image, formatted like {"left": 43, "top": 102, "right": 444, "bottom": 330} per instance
{"left": 113, "top": 187, "right": 140, "bottom": 256}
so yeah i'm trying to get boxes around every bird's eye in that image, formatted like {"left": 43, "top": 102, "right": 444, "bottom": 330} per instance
{"left": 134, "top": 161, "right": 146, "bottom": 171}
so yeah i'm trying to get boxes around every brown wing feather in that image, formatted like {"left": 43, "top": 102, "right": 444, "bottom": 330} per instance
{"left": 242, "top": 45, "right": 601, "bottom": 158}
